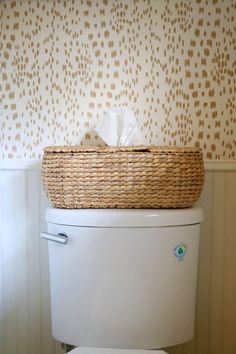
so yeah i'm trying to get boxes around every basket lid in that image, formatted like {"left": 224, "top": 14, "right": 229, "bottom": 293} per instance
{"left": 46, "top": 207, "right": 204, "bottom": 227}
{"left": 43, "top": 145, "right": 202, "bottom": 154}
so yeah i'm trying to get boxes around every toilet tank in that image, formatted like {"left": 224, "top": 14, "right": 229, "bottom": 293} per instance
{"left": 45, "top": 207, "right": 203, "bottom": 349}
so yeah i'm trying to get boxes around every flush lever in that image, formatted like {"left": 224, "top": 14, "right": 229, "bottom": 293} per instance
{"left": 41, "top": 232, "right": 68, "bottom": 245}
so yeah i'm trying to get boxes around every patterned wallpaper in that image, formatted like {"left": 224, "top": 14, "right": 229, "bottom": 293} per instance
{"left": 1, "top": 0, "right": 236, "bottom": 160}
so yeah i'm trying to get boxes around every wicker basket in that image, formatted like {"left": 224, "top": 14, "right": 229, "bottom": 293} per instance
{"left": 42, "top": 145, "right": 204, "bottom": 209}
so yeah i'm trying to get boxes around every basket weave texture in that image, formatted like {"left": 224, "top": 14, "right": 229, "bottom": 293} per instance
{"left": 42, "top": 145, "right": 204, "bottom": 209}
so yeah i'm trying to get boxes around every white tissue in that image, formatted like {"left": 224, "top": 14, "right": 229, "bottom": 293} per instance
{"left": 95, "top": 107, "right": 145, "bottom": 146}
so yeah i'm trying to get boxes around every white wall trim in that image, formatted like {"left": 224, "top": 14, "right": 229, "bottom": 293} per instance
{"left": 0, "top": 160, "right": 41, "bottom": 170}
{"left": 0, "top": 159, "right": 236, "bottom": 171}
{"left": 204, "top": 160, "right": 236, "bottom": 171}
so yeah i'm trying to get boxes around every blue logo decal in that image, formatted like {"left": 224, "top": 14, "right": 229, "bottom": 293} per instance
{"left": 174, "top": 243, "right": 188, "bottom": 261}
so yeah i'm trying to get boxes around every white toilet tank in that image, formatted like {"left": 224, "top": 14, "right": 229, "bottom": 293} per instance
{"left": 45, "top": 207, "right": 203, "bottom": 349}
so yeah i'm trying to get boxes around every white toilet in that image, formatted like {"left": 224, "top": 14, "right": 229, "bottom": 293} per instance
{"left": 41, "top": 207, "right": 203, "bottom": 354}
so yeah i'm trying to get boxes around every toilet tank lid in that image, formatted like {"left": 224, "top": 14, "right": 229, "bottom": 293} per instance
{"left": 46, "top": 207, "right": 203, "bottom": 227}
{"left": 68, "top": 348, "right": 167, "bottom": 354}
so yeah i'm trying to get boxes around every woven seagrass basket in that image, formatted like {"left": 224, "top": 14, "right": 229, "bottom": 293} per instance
{"left": 42, "top": 145, "right": 204, "bottom": 209}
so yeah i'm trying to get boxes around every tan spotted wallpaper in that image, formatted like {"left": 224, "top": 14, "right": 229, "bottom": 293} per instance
{"left": 0, "top": 0, "right": 236, "bottom": 160}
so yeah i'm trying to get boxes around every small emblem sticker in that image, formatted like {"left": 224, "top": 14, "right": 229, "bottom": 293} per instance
{"left": 174, "top": 243, "right": 188, "bottom": 261}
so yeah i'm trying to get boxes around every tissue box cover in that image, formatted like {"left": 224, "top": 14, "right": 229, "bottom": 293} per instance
{"left": 42, "top": 145, "right": 204, "bottom": 209}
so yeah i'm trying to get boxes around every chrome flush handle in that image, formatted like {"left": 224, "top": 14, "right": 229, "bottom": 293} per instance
{"left": 41, "top": 232, "right": 68, "bottom": 244}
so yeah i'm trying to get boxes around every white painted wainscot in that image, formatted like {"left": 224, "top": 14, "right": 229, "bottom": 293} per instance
{"left": 0, "top": 160, "right": 236, "bottom": 354}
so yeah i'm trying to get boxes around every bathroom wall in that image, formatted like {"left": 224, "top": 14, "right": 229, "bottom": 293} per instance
{"left": 1, "top": 0, "right": 236, "bottom": 160}
{"left": 0, "top": 1, "right": 236, "bottom": 354}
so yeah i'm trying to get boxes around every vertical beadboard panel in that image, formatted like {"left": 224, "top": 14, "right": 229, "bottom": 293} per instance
{"left": 26, "top": 170, "right": 42, "bottom": 354}
{"left": 15, "top": 172, "right": 29, "bottom": 354}
{"left": 222, "top": 173, "right": 236, "bottom": 354}
{"left": 0, "top": 170, "right": 28, "bottom": 354}
{"left": 0, "top": 173, "right": 3, "bottom": 354}
{"left": 0, "top": 174, "right": 3, "bottom": 354}
{"left": 0, "top": 166, "right": 236, "bottom": 354}
{"left": 209, "top": 172, "right": 226, "bottom": 354}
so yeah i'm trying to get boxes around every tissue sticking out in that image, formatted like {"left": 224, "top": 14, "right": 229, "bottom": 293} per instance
{"left": 95, "top": 107, "right": 146, "bottom": 146}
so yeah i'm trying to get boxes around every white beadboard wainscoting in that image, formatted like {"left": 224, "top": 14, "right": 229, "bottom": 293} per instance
{"left": 0, "top": 161, "right": 236, "bottom": 354}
